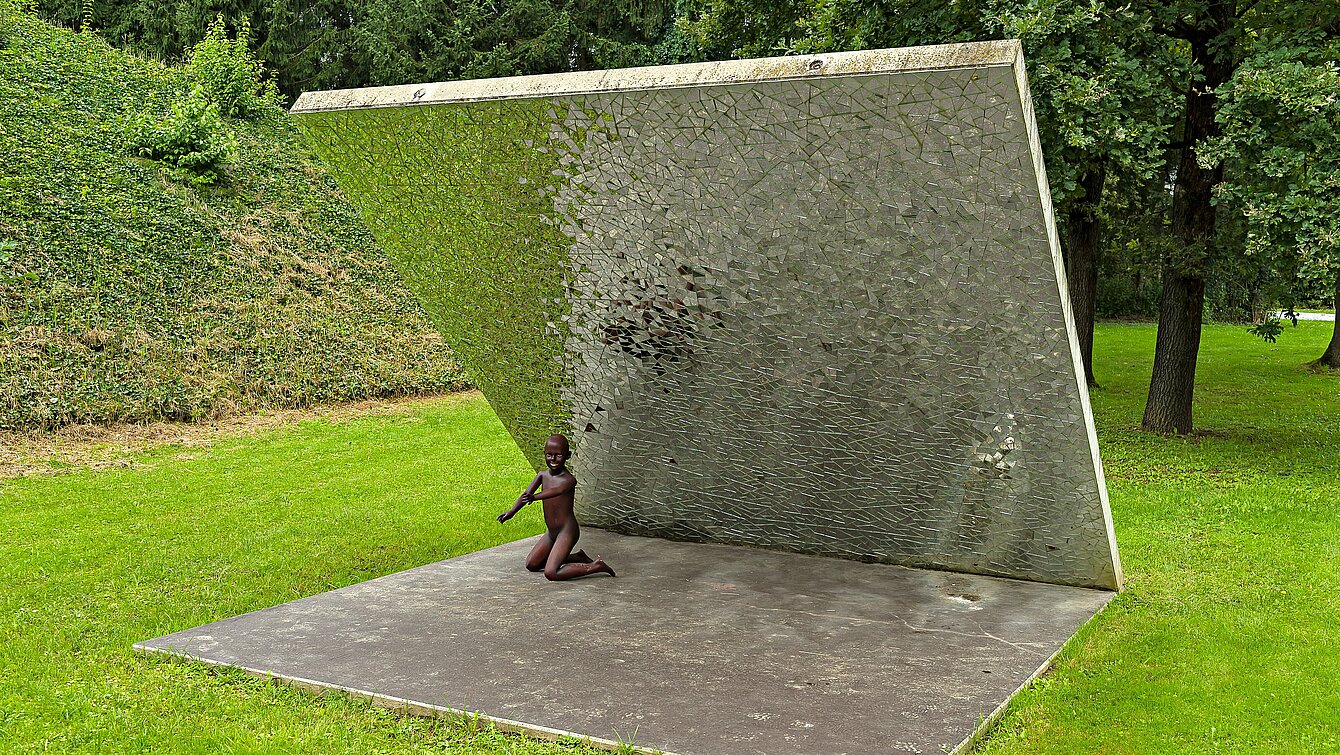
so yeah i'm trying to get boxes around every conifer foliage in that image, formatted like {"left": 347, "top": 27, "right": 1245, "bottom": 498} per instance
{"left": 35, "top": 0, "right": 683, "bottom": 101}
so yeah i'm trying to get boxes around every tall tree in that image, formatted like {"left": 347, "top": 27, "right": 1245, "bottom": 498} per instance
{"left": 347, "top": 0, "right": 680, "bottom": 88}
{"left": 985, "top": 2, "right": 1174, "bottom": 385}
{"left": 1138, "top": 0, "right": 1339, "bottom": 432}
{"left": 1137, "top": 1, "right": 1238, "bottom": 434}
{"left": 36, "top": 0, "right": 681, "bottom": 100}
{"left": 1201, "top": 38, "right": 1340, "bottom": 368}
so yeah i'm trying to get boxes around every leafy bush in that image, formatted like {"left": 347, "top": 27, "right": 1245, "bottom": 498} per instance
{"left": 126, "top": 14, "right": 278, "bottom": 186}
{"left": 186, "top": 14, "right": 283, "bottom": 119}
{"left": 129, "top": 86, "right": 237, "bottom": 186}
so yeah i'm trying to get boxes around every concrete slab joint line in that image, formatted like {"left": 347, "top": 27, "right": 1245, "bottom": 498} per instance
{"left": 138, "top": 42, "right": 1121, "bottom": 755}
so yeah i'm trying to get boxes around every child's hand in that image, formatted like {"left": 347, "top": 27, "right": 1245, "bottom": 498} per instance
{"left": 517, "top": 493, "right": 534, "bottom": 505}
{"left": 497, "top": 511, "right": 513, "bottom": 524}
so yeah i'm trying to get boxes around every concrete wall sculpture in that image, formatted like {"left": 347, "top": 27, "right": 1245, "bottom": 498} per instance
{"left": 291, "top": 41, "right": 1123, "bottom": 590}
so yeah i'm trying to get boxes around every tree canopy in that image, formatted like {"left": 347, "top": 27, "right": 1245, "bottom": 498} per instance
{"left": 1201, "top": 38, "right": 1340, "bottom": 365}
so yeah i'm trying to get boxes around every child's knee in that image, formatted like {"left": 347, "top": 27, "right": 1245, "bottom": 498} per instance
{"left": 526, "top": 562, "right": 544, "bottom": 573}
{"left": 543, "top": 566, "right": 561, "bottom": 581}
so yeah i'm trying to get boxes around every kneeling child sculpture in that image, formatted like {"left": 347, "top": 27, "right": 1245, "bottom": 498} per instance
{"left": 497, "top": 434, "right": 616, "bottom": 580}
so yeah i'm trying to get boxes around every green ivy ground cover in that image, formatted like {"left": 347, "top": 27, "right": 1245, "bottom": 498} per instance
{"left": 0, "top": 322, "right": 1336, "bottom": 753}
{"left": 0, "top": 6, "right": 466, "bottom": 430}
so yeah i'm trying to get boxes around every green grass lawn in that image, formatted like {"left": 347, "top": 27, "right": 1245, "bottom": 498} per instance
{"left": 2, "top": 323, "right": 1338, "bottom": 753}
{"left": 979, "top": 321, "right": 1340, "bottom": 754}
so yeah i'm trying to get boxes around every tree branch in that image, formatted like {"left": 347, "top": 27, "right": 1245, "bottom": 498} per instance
{"left": 1153, "top": 17, "right": 1201, "bottom": 41}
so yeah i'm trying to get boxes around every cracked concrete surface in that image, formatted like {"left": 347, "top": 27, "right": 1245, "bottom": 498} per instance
{"left": 137, "top": 530, "right": 1112, "bottom": 755}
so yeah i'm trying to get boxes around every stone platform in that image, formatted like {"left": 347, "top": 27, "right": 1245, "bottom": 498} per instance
{"left": 136, "top": 530, "right": 1112, "bottom": 754}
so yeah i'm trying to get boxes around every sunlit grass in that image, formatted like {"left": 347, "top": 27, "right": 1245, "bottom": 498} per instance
{"left": 0, "top": 397, "right": 609, "bottom": 753}
{"left": 978, "top": 321, "right": 1340, "bottom": 754}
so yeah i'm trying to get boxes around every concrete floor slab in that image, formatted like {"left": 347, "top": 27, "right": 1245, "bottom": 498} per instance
{"left": 137, "top": 530, "right": 1112, "bottom": 754}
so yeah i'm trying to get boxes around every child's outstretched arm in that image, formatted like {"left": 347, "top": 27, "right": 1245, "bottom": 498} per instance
{"left": 497, "top": 473, "right": 543, "bottom": 523}
{"left": 528, "top": 475, "right": 575, "bottom": 500}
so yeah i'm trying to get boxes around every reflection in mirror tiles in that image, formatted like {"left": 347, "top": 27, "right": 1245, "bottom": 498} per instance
{"left": 293, "top": 42, "right": 1123, "bottom": 590}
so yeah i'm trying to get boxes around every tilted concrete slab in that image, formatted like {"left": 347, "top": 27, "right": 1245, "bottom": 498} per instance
{"left": 137, "top": 530, "right": 1111, "bottom": 754}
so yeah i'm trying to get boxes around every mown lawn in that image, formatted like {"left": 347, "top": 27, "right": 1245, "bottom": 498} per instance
{"left": 980, "top": 321, "right": 1340, "bottom": 754}
{"left": 1, "top": 323, "right": 1337, "bottom": 753}
{"left": 0, "top": 394, "right": 595, "bottom": 753}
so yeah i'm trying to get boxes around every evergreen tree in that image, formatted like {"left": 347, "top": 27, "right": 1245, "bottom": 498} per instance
{"left": 36, "top": 0, "right": 682, "bottom": 101}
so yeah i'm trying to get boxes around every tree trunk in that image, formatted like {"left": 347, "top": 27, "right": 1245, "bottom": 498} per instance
{"left": 1141, "top": 18, "right": 1236, "bottom": 435}
{"left": 1143, "top": 272, "right": 1207, "bottom": 433}
{"left": 1065, "top": 165, "right": 1106, "bottom": 386}
{"left": 1315, "top": 269, "right": 1340, "bottom": 368}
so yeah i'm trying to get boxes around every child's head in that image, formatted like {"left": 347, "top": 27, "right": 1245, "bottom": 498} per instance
{"left": 544, "top": 434, "right": 571, "bottom": 470}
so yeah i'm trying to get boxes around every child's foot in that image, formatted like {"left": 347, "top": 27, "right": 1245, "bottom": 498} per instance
{"left": 593, "top": 558, "right": 616, "bottom": 577}
{"left": 568, "top": 550, "right": 594, "bottom": 564}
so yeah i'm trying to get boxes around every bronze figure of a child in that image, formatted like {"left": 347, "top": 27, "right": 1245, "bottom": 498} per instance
{"left": 497, "top": 434, "right": 615, "bottom": 580}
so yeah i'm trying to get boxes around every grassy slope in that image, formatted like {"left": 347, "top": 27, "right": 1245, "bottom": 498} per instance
{"left": 0, "top": 322, "right": 1337, "bottom": 753}
{"left": 0, "top": 7, "right": 465, "bottom": 430}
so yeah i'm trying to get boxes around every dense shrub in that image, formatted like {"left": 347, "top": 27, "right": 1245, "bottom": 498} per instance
{"left": 126, "top": 15, "right": 284, "bottom": 186}
{"left": 128, "top": 86, "right": 236, "bottom": 186}
{"left": 186, "top": 15, "right": 283, "bottom": 119}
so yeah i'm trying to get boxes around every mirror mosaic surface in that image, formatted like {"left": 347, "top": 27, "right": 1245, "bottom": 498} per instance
{"left": 292, "top": 42, "right": 1122, "bottom": 589}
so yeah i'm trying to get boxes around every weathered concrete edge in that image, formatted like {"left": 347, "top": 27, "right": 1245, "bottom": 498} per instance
{"left": 1010, "top": 43, "right": 1123, "bottom": 591}
{"left": 132, "top": 642, "right": 673, "bottom": 755}
{"left": 290, "top": 40, "right": 1019, "bottom": 113}
{"left": 947, "top": 590, "right": 1116, "bottom": 755}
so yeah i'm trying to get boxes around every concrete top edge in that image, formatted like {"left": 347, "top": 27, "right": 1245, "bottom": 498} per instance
{"left": 290, "top": 40, "right": 1021, "bottom": 114}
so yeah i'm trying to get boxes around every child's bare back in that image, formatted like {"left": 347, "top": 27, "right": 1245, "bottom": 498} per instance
{"left": 496, "top": 434, "right": 615, "bottom": 581}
